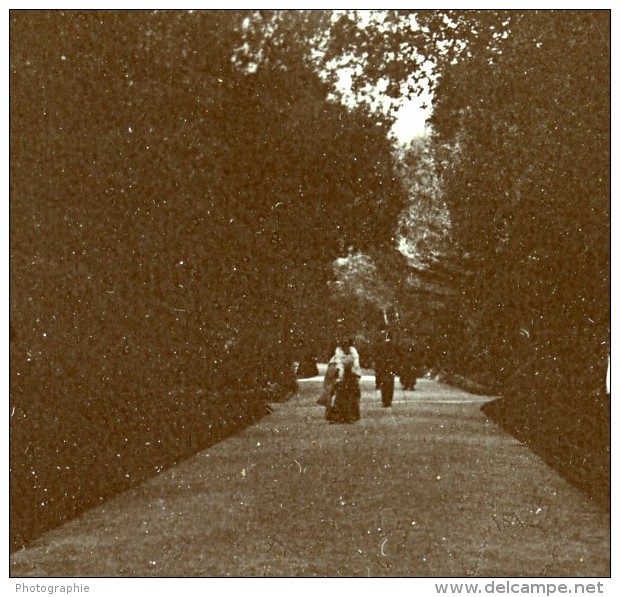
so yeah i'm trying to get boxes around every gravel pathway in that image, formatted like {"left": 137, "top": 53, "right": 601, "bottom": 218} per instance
{"left": 10, "top": 376, "right": 610, "bottom": 577}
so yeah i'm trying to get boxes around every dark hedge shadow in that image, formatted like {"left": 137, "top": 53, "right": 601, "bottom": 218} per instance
{"left": 481, "top": 391, "right": 610, "bottom": 512}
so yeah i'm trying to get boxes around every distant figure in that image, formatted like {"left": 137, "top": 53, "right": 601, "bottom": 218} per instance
{"left": 318, "top": 344, "right": 344, "bottom": 408}
{"left": 375, "top": 333, "right": 398, "bottom": 407}
{"left": 399, "top": 344, "right": 419, "bottom": 391}
{"left": 326, "top": 355, "right": 361, "bottom": 424}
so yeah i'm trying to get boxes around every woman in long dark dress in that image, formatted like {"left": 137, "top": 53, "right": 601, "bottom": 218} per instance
{"left": 326, "top": 355, "right": 361, "bottom": 423}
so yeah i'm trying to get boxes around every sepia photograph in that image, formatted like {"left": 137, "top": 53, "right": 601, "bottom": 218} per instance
{"left": 8, "top": 4, "right": 612, "bottom": 588}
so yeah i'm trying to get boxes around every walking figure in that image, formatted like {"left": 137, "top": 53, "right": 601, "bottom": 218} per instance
{"left": 326, "top": 355, "right": 361, "bottom": 423}
{"left": 375, "top": 333, "right": 398, "bottom": 408}
{"left": 318, "top": 344, "right": 344, "bottom": 408}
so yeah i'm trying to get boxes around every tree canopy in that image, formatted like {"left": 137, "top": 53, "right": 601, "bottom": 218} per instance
{"left": 10, "top": 9, "right": 407, "bottom": 398}
{"left": 428, "top": 10, "right": 610, "bottom": 395}
{"left": 309, "top": 9, "right": 609, "bottom": 393}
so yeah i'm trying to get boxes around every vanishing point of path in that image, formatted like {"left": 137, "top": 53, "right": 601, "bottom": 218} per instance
{"left": 10, "top": 373, "right": 610, "bottom": 577}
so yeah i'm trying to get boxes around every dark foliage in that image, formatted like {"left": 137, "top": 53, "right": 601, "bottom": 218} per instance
{"left": 10, "top": 10, "right": 405, "bottom": 550}
{"left": 429, "top": 10, "right": 610, "bottom": 400}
